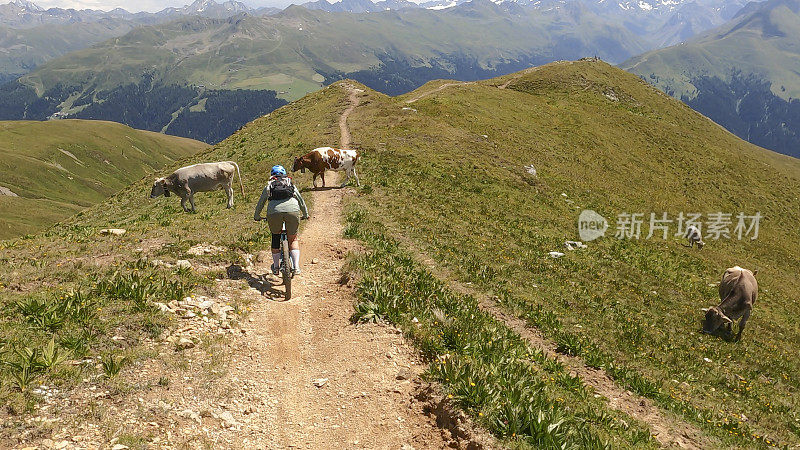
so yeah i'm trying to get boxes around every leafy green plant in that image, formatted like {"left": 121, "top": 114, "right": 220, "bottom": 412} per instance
{"left": 351, "top": 300, "right": 385, "bottom": 323}
{"left": 100, "top": 353, "right": 128, "bottom": 379}
{"left": 5, "top": 347, "right": 46, "bottom": 391}
{"left": 40, "top": 338, "right": 69, "bottom": 371}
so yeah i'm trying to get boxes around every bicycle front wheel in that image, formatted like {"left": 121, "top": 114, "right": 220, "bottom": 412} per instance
{"left": 281, "top": 237, "right": 292, "bottom": 300}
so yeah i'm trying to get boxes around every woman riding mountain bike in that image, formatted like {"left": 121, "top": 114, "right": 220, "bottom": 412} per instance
{"left": 254, "top": 165, "right": 309, "bottom": 276}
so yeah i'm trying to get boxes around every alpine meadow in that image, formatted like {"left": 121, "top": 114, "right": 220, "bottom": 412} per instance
{"left": 0, "top": 120, "right": 206, "bottom": 239}
{"left": 1, "top": 0, "right": 800, "bottom": 448}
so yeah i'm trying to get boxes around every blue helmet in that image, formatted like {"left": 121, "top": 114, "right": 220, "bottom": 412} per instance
{"left": 271, "top": 165, "right": 287, "bottom": 177}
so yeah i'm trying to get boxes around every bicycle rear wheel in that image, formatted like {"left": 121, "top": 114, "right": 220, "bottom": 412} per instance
{"left": 281, "top": 237, "right": 292, "bottom": 300}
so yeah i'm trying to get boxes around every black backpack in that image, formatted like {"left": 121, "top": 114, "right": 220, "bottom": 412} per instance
{"left": 269, "top": 176, "right": 294, "bottom": 200}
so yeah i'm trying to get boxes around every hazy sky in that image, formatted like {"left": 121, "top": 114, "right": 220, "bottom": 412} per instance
{"left": 30, "top": 0, "right": 300, "bottom": 11}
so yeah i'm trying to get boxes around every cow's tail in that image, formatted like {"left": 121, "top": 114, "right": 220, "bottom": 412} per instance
{"left": 230, "top": 161, "right": 244, "bottom": 196}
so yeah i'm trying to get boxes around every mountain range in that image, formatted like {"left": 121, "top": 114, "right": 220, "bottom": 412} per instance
{"left": 0, "top": 0, "right": 280, "bottom": 82}
{"left": 0, "top": 0, "right": 650, "bottom": 143}
{"left": 2, "top": 0, "right": 792, "bottom": 154}
{"left": 303, "top": 0, "right": 753, "bottom": 47}
{"left": 0, "top": 0, "right": 761, "bottom": 84}
{"left": 623, "top": 0, "right": 800, "bottom": 156}
{"left": 0, "top": 0, "right": 278, "bottom": 28}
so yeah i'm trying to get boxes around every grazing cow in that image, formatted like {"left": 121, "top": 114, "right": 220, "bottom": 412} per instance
{"left": 150, "top": 161, "right": 243, "bottom": 212}
{"left": 292, "top": 147, "right": 360, "bottom": 188}
{"left": 683, "top": 225, "right": 705, "bottom": 249}
{"left": 702, "top": 266, "right": 758, "bottom": 340}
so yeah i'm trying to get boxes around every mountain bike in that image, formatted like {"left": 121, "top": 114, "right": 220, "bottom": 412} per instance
{"left": 279, "top": 223, "right": 293, "bottom": 300}
{"left": 257, "top": 219, "right": 294, "bottom": 300}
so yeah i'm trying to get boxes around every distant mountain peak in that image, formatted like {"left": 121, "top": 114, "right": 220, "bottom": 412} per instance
{"left": 9, "top": 0, "right": 43, "bottom": 11}
{"left": 181, "top": 0, "right": 251, "bottom": 14}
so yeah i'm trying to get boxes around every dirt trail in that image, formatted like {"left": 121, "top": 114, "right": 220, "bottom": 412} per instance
{"left": 177, "top": 84, "right": 454, "bottom": 448}
{"left": 405, "top": 82, "right": 470, "bottom": 104}
{"left": 340, "top": 83, "right": 362, "bottom": 147}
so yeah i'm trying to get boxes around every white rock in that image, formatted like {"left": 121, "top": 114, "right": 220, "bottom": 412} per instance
{"left": 549, "top": 251, "right": 565, "bottom": 258}
{"left": 564, "top": 240, "right": 587, "bottom": 250}
{"left": 186, "top": 244, "right": 225, "bottom": 256}
{"left": 703, "top": 357, "right": 712, "bottom": 363}
{"left": 176, "top": 260, "right": 192, "bottom": 270}
{"left": 154, "top": 302, "right": 171, "bottom": 312}
{"left": 219, "top": 411, "right": 238, "bottom": 428}
{"left": 198, "top": 300, "right": 215, "bottom": 310}
{"left": 183, "top": 311, "right": 196, "bottom": 319}
{"left": 312, "top": 378, "right": 328, "bottom": 388}
{"left": 100, "top": 228, "right": 126, "bottom": 236}
{"left": 524, "top": 164, "right": 537, "bottom": 177}
{"left": 0, "top": 185, "right": 18, "bottom": 197}
{"left": 112, "top": 444, "right": 129, "bottom": 450}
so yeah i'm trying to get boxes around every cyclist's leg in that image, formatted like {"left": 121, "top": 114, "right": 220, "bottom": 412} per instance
{"left": 266, "top": 213, "right": 284, "bottom": 274}
{"left": 284, "top": 211, "right": 301, "bottom": 271}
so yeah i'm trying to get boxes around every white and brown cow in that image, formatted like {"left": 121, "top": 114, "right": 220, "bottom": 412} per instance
{"left": 702, "top": 266, "right": 758, "bottom": 341}
{"left": 292, "top": 147, "right": 360, "bottom": 188}
{"left": 150, "top": 161, "right": 243, "bottom": 212}
{"left": 683, "top": 225, "right": 705, "bottom": 249}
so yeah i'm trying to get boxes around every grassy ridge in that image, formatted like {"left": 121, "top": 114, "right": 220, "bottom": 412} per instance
{"left": 1, "top": 81, "right": 660, "bottom": 446}
{"left": 0, "top": 120, "right": 206, "bottom": 239}
{"left": 343, "top": 60, "right": 800, "bottom": 446}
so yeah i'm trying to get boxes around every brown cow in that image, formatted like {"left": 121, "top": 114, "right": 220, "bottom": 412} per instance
{"left": 292, "top": 147, "right": 360, "bottom": 188}
{"left": 702, "top": 266, "right": 758, "bottom": 341}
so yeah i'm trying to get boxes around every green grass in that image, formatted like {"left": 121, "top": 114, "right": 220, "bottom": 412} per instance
{"left": 343, "top": 60, "right": 800, "bottom": 447}
{"left": 0, "top": 120, "right": 206, "bottom": 239}
{"left": 345, "top": 208, "right": 656, "bottom": 448}
{"left": 0, "top": 263, "right": 199, "bottom": 412}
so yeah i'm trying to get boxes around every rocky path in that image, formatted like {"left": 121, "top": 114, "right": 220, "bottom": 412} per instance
{"left": 175, "top": 84, "right": 453, "bottom": 448}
